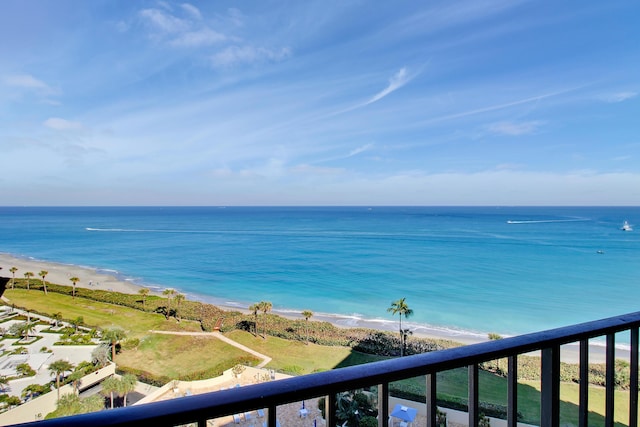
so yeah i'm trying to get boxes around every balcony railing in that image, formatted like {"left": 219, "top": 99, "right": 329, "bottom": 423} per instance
{"left": 12, "top": 311, "right": 640, "bottom": 427}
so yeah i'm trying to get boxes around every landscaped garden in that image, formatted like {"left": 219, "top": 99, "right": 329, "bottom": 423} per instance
{"left": 0, "top": 279, "right": 635, "bottom": 426}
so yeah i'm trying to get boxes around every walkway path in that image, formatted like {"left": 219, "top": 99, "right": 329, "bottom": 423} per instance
{"left": 148, "top": 330, "right": 272, "bottom": 368}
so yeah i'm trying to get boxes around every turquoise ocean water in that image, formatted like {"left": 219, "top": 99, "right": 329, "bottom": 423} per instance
{"left": 1, "top": 206, "right": 639, "bottom": 340}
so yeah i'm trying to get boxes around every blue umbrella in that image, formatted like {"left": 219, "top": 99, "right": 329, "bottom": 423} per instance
{"left": 390, "top": 404, "right": 417, "bottom": 422}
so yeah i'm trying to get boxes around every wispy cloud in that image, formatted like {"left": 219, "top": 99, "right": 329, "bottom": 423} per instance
{"left": 601, "top": 91, "right": 637, "bottom": 103}
{"left": 349, "top": 143, "right": 374, "bottom": 157}
{"left": 4, "top": 74, "right": 48, "bottom": 89}
{"left": 365, "top": 68, "right": 414, "bottom": 106}
{"left": 486, "top": 120, "right": 543, "bottom": 136}
{"left": 170, "top": 28, "right": 227, "bottom": 47}
{"left": 44, "top": 118, "right": 82, "bottom": 131}
{"left": 211, "top": 46, "right": 292, "bottom": 68}
{"left": 421, "top": 86, "right": 581, "bottom": 126}
{"left": 3, "top": 74, "right": 59, "bottom": 97}
{"left": 139, "top": 8, "right": 189, "bottom": 33}
{"left": 181, "top": 3, "right": 202, "bottom": 20}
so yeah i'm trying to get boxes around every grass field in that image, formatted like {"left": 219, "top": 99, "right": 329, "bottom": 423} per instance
{"left": 2, "top": 288, "right": 633, "bottom": 426}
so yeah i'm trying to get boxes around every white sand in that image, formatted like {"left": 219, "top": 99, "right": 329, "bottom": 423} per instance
{"left": 0, "top": 253, "right": 142, "bottom": 295}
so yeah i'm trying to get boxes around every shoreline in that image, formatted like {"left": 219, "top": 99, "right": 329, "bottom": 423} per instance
{"left": 0, "top": 252, "right": 628, "bottom": 363}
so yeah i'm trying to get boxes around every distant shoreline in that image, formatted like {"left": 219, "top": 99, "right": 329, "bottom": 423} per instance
{"left": 0, "top": 252, "right": 629, "bottom": 363}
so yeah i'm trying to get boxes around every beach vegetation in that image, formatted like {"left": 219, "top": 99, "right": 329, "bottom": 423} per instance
{"left": 100, "top": 376, "right": 120, "bottom": 409}
{"left": 387, "top": 298, "right": 414, "bottom": 357}
{"left": 302, "top": 310, "right": 313, "bottom": 345}
{"left": 257, "top": 301, "right": 272, "bottom": 339}
{"left": 162, "top": 288, "right": 176, "bottom": 319}
{"left": 0, "top": 395, "right": 21, "bottom": 410}
{"left": 69, "top": 276, "right": 79, "bottom": 298}
{"left": 39, "top": 270, "right": 48, "bottom": 295}
{"left": 102, "top": 327, "right": 127, "bottom": 361}
{"left": 9, "top": 267, "right": 17, "bottom": 289}
{"left": 23, "top": 271, "right": 34, "bottom": 291}
{"left": 51, "top": 312, "right": 62, "bottom": 327}
{"left": 249, "top": 303, "right": 260, "bottom": 336}
{"left": 231, "top": 364, "right": 246, "bottom": 378}
{"left": 120, "top": 373, "right": 138, "bottom": 407}
{"left": 49, "top": 359, "right": 74, "bottom": 400}
{"left": 174, "top": 293, "right": 185, "bottom": 321}
{"left": 92, "top": 344, "right": 111, "bottom": 367}
{"left": 21, "top": 383, "right": 51, "bottom": 400}
{"left": 487, "top": 333, "right": 502, "bottom": 340}
{"left": 138, "top": 287, "right": 150, "bottom": 308}
{"left": 48, "top": 393, "right": 105, "bottom": 418}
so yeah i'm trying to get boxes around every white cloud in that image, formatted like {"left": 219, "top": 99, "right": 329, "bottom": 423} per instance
{"left": 139, "top": 8, "right": 189, "bottom": 33}
{"left": 486, "top": 120, "right": 543, "bottom": 136}
{"left": 211, "top": 46, "right": 292, "bottom": 68}
{"left": 602, "top": 91, "right": 637, "bottom": 103}
{"left": 349, "top": 143, "right": 374, "bottom": 157}
{"left": 170, "top": 28, "right": 226, "bottom": 47}
{"left": 181, "top": 3, "right": 202, "bottom": 20}
{"left": 43, "top": 118, "right": 82, "bottom": 131}
{"left": 4, "top": 74, "right": 50, "bottom": 90}
{"left": 365, "top": 67, "right": 414, "bottom": 105}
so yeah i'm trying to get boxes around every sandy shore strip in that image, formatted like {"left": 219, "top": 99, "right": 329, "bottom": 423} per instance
{"left": 0, "top": 253, "right": 142, "bottom": 295}
{"left": 0, "top": 252, "right": 629, "bottom": 363}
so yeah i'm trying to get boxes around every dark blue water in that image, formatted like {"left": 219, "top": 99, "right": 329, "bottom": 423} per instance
{"left": 1, "top": 206, "right": 639, "bottom": 339}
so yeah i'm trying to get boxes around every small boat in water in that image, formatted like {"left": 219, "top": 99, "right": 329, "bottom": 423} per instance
{"left": 621, "top": 220, "right": 633, "bottom": 231}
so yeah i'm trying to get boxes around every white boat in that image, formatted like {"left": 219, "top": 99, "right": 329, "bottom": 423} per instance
{"left": 621, "top": 220, "right": 633, "bottom": 231}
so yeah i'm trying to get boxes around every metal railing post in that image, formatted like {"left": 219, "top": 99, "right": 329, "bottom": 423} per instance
{"left": 631, "top": 327, "right": 639, "bottom": 427}
{"left": 327, "top": 393, "right": 336, "bottom": 427}
{"left": 378, "top": 383, "right": 389, "bottom": 427}
{"left": 606, "top": 333, "right": 615, "bottom": 427}
{"left": 541, "top": 346, "right": 560, "bottom": 427}
{"left": 507, "top": 356, "right": 518, "bottom": 427}
{"left": 426, "top": 373, "right": 437, "bottom": 427}
{"left": 469, "top": 364, "right": 479, "bottom": 427}
{"left": 579, "top": 339, "right": 589, "bottom": 427}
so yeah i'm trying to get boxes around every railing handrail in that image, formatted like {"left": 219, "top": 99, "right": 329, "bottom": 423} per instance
{"left": 12, "top": 311, "right": 640, "bottom": 427}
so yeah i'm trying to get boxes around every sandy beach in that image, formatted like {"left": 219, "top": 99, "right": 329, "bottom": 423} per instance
{"left": 0, "top": 253, "right": 142, "bottom": 295}
{"left": 0, "top": 252, "right": 628, "bottom": 364}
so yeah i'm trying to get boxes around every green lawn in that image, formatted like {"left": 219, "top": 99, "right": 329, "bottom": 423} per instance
{"left": 4, "top": 289, "right": 203, "bottom": 337}
{"left": 225, "top": 329, "right": 359, "bottom": 374}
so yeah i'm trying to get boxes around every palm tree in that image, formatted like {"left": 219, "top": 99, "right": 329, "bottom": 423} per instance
{"left": 0, "top": 376, "right": 8, "bottom": 393}
{"left": 138, "top": 287, "right": 150, "bottom": 308}
{"left": 100, "top": 376, "right": 120, "bottom": 409}
{"left": 302, "top": 310, "right": 313, "bottom": 345}
{"left": 249, "top": 303, "right": 260, "bottom": 336}
{"left": 387, "top": 297, "right": 414, "bottom": 357}
{"left": 163, "top": 288, "right": 176, "bottom": 319}
{"left": 56, "top": 393, "right": 82, "bottom": 416}
{"left": 174, "top": 293, "right": 185, "bottom": 321}
{"left": 49, "top": 359, "right": 74, "bottom": 400}
{"left": 38, "top": 270, "right": 48, "bottom": 295}
{"left": 9, "top": 267, "right": 18, "bottom": 289}
{"left": 52, "top": 312, "right": 63, "bottom": 328}
{"left": 71, "top": 316, "right": 84, "bottom": 334}
{"left": 69, "top": 277, "right": 80, "bottom": 299}
{"left": 67, "top": 370, "right": 85, "bottom": 394}
{"left": 24, "top": 271, "right": 34, "bottom": 291}
{"left": 102, "top": 328, "right": 127, "bottom": 361}
{"left": 258, "top": 301, "right": 272, "bottom": 339}
{"left": 119, "top": 374, "right": 137, "bottom": 407}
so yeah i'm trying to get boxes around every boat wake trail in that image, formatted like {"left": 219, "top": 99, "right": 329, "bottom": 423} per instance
{"left": 506, "top": 219, "right": 588, "bottom": 224}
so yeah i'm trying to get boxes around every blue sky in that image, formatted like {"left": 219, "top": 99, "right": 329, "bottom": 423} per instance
{"left": 1, "top": 0, "right": 639, "bottom": 206}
